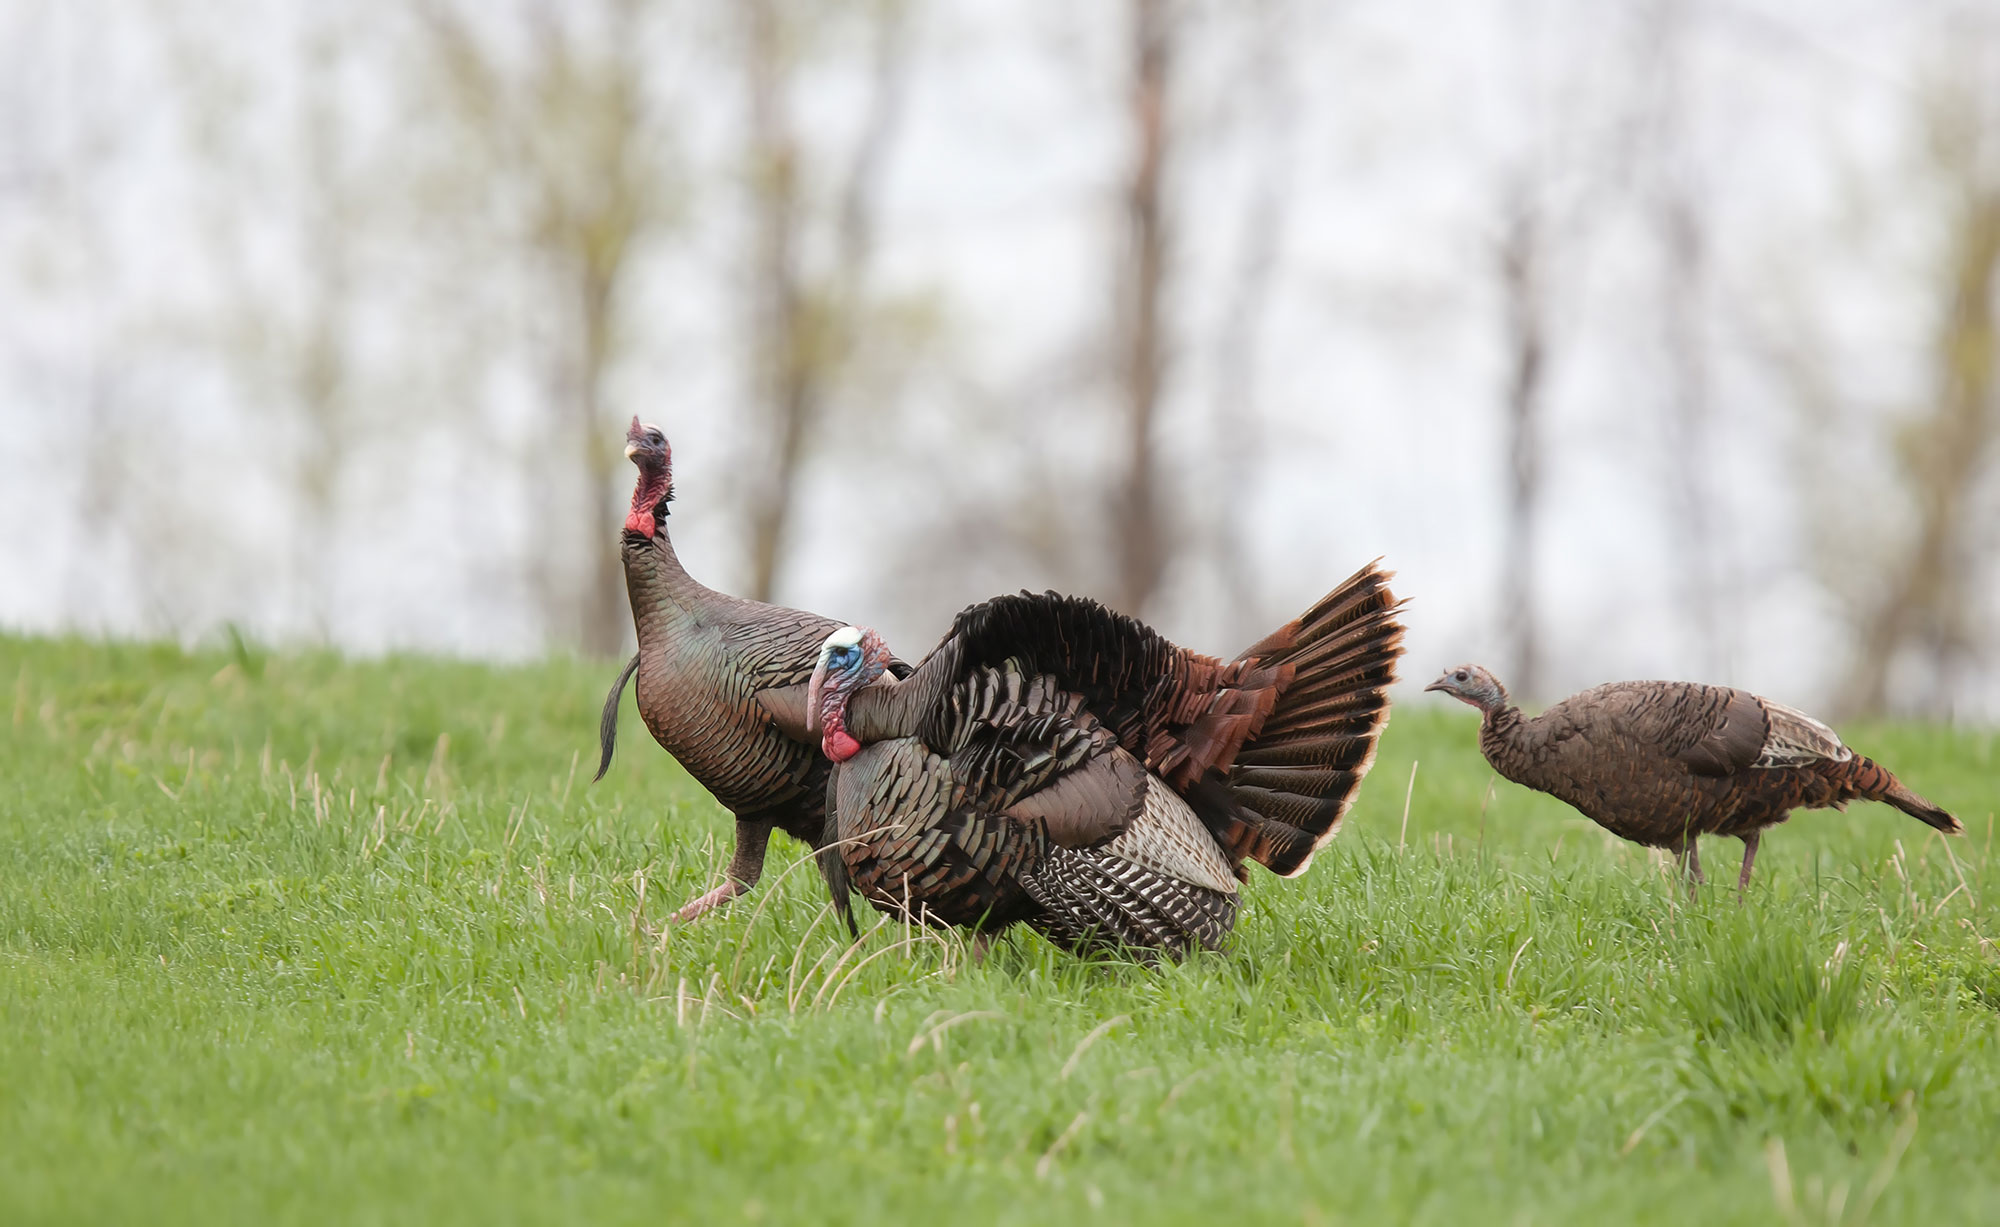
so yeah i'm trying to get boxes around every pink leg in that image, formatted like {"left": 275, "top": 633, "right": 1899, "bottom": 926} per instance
{"left": 671, "top": 878, "right": 747, "bottom": 922}
{"left": 1737, "top": 830, "right": 1761, "bottom": 896}
{"left": 669, "top": 817, "right": 773, "bottom": 923}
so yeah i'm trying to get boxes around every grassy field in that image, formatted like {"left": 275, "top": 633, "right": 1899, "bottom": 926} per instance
{"left": 3, "top": 634, "right": 1998, "bottom": 1225}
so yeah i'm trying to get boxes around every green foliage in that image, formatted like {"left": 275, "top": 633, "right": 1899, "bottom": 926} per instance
{"left": 2, "top": 636, "right": 1999, "bottom": 1224}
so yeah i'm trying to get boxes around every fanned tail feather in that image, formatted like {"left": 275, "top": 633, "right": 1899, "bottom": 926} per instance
{"left": 922, "top": 566, "right": 1404, "bottom": 885}
{"left": 1199, "top": 560, "right": 1406, "bottom": 876}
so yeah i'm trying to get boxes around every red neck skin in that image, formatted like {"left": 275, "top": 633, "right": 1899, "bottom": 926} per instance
{"left": 625, "top": 466, "right": 669, "bottom": 537}
{"left": 819, "top": 689, "right": 861, "bottom": 763}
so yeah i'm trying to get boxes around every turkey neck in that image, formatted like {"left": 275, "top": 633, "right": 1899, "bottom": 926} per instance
{"left": 621, "top": 522, "right": 719, "bottom": 641}
{"left": 1476, "top": 703, "right": 1533, "bottom": 780}
{"left": 843, "top": 637, "right": 965, "bottom": 744}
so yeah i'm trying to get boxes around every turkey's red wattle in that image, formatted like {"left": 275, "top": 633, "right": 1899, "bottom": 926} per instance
{"left": 816, "top": 683, "right": 863, "bottom": 762}
{"left": 626, "top": 465, "right": 669, "bottom": 539}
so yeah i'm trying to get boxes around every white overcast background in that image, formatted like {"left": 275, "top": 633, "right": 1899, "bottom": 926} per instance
{"left": 3, "top": 0, "right": 1997, "bottom": 720}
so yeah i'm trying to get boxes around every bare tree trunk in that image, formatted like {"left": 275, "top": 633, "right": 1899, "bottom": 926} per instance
{"left": 559, "top": 0, "right": 645, "bottom": 658}
{"left": 1645, "top": 0, "right": 1725, "bottom": 678}
{"left": 415, "top": 0, "right": 657, "bottom": 656}
{"left": 1838, "top": 163, "right": 2000, "bottom": 718}
{"left": 64, "top": 366, "right": 131, "bottom": 624}
{"left": 1207, "top": 0, "right": 1292, "bottom": 646}
{"left": 835, "top": 1, "right": 909, "bottom": 297}
{"left": 741, "top": 0, "right": 806, "bottom": 604}
{"left": 1497, "top": 188, "right": 1548, "bottom": 701}
{"left": 740, "top": 0, "right": 909, "bottom": 605}
{"left": 293, "top": 18, "right": 351, "bottom": 643}
{"left": 1111, "top": 0, "right": 1173, "bottom": 619}
{"left": 575, "top": 234, "right": 632, "bottom": 656}
{"left": 1658, "top": 186, "right": 1721, "bottom": 671}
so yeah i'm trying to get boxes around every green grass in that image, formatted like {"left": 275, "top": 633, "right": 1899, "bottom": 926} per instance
{"left": 3, "top": 634, "right": 1998, "bottom": 1225}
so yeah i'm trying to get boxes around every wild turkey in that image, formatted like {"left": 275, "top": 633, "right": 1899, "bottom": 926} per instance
{"left": 1425, "top": 664, "right": 1961, "bottom": 892}
{"left": 595, "top": 419, "right": 907, "bottom": 925}
{"left": 800, "top": 564, "right": 1406, "bottom": 957}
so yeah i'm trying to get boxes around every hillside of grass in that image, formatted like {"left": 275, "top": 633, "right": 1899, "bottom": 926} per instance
{"left": 3, "top": 633, "right": 1998, "bottom": 1225}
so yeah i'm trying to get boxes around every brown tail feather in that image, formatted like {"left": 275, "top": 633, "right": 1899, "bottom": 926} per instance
{"left": 1191, "top": 561, "right": 1406, "bottom": 876}
{"left": 1234, "top": 732, "right": 1382, "bottom": 768}
{"left": 1845, "top": 755, "right": 1962, "bottom": 834}
{"left": 1272, "top": 617, "right": 1407, "bottom": 681}
{"left": 1228, "top": 778, "right": 1362, "bottom": 830}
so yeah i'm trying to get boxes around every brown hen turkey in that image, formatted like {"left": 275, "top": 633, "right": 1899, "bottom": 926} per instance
{"left": 802, "top": 564, "right": 1406, "bottom": 958}
{"left": 1427, "top": 665, "right": 1960, "bottom": 893}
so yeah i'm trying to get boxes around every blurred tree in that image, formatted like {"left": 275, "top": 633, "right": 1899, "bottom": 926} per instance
{"left": 2, "top": 1, "right": 145, "bottom": 627}
{"left": 1496, "top": 180, "right": 1549, "bottom": 701}
{"left": 1484, "top": 3, "right": 1620, "bottom": 704}
{"left": 738, "top": 0, "right": 914, "bottom": 604}
{"left": 150, "top": 3, "right": 366, "bottom": 640}
{"left": 1109, "top": 0, "right": 1175, "bottom": 620}
{"left": 1836, "top": 53, "right": 2000, "bottom": 719}
{"left": 418, "top": 0, "right": 673, "bottom": 655}
{"left": 1637, "top": 0, "right": 1729, "bottom": 679}
{"left": 291, "top": 17, "right": 357, "bottom": 639}
{"left": 1204, "top": 0, "right": 1294, "bottom": 646}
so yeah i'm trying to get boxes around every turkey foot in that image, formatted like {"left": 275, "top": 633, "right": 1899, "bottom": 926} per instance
{"left": 669, "top": 818, "right": 774, "bottom": 924}
{"left": 671, "top": 879, "right": 746, "bottom": 923}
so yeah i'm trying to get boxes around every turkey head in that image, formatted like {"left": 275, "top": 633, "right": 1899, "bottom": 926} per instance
{"left": 623, "top": 418, "right": 674, "bottom": 538}
{"left": 806, "top": 626, "right": 891, "bottom": 762}
{"left": 1426, "top": 664, "right": 1508, "bottom": 713}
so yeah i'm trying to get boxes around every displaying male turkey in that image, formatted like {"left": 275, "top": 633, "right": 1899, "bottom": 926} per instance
{"left": 1425, "top": 664, "right": 1961, "bottom": 893}
{"left": 595, "top": 419, "right": 907, "bottom": 924}
{"left": 801, "top": 564, "right": 1405, "bottom": 957}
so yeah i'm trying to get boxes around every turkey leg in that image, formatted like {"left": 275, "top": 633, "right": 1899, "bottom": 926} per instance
{"left": 1736, "top": 830, "right": 1760, "bottom": 894}
{"left": 671, "top": 818, "right": 774, "bottom": 922}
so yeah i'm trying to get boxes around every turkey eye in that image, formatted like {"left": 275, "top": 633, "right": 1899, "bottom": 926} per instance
{"left": 1454, "top": 671, "right": 1467, "bottom": 681}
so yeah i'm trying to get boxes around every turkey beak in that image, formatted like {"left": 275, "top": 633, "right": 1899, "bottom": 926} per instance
{"left": 1423, "top": 675, "right": 1450, "bottom": 693}
{"left": 623, "top": 442, "right": 639, "bottom": 460}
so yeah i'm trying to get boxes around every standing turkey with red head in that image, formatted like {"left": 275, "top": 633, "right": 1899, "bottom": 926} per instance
{"left": 803, "top": 564, "right": 1407, "bottom": 958}
{"left": 597, "top": 419, "right": 906, "bottom": 926}
{"left": 1426, "top": 664, "right": 1961, "bottom": 894}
